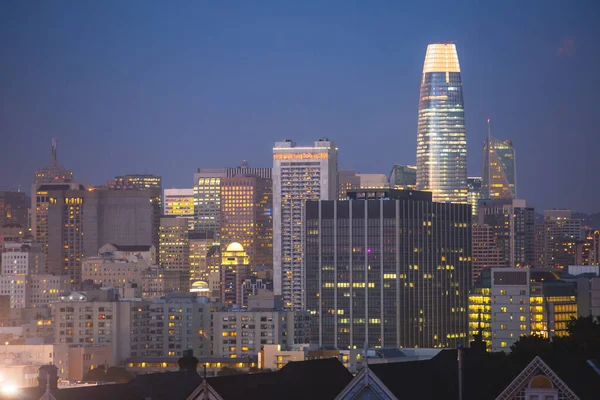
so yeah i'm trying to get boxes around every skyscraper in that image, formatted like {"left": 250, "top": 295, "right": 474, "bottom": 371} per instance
{"left": 273, "top": 139, "right": 338, "bottom": 310}
{"left": 108, "top": 174, "right": 162, "bottom": 191}
{"left": 220, "top": 175, "right": 272, "bottom": 269}
{"left": 193, "top": 169, "right": 227, "bottom": 237}
{"left": 159, "top": 217, "right": 190, "bottom": 276}
{"left": 305, "top": 190, "right": 471, "bottom": 349}
{"left": 164, "top": 188, "right": 194, "bottom": 230}
{"left": 33, "top": 139, "right": 75, "bottom": 184}
{"left": 482, "top": 130, "right": 516, "bottom": 199}
{"left": 416, "top": 43, "right": 467, "bottom": 203}
{"left": 467, "top": 177, "right": 483, "bottom": 216}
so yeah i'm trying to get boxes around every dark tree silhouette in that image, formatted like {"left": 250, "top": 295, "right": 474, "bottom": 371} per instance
{"left": 82, "top": 365, "right": 133, "bottom": 383}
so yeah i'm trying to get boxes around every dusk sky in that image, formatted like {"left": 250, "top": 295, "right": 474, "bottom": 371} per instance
{"left": 1, "top": 1, "right": 598, "bottom": 212}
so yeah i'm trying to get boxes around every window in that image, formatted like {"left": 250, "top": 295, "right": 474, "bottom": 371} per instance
{"left": 500, "top": 341, "right": 507, "bottom": 348}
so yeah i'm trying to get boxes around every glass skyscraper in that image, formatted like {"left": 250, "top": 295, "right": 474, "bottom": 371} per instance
{"left": 482, "top": 136, "right": 516, "bottom": 199}
{"left": 416, "top": 43, "right": 467, "bottom": 203}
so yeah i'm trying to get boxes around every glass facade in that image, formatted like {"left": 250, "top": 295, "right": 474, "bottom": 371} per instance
{"left": 416, "top": 43, "right": 467, "bottom": 203}
{"left": 482, "top": 137, "right": 516, "bottom": 199}
{"left": 467, "top": 177, "right": 482, "bottom": 216}
{"left": 305, "top": 192, "right": 471, "bottom": 349}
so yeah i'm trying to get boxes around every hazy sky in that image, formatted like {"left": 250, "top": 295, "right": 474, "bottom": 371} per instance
{"left": 1, "top": 1, "right": 598, "bottom": 212}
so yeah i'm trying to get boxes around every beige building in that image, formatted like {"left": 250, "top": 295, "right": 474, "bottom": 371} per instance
{"left": 211, "top": 309, "right": 310, "bottom": 358}
{"left": 159, "top": 217, "right": 190, "bottom": 277}
{"left": 357, "top": 173, "right": 389, "bottom": 189}
{"left": 188, "top": 231, "right": 215, "bottom": 281}
{"left": 140, "top": 265, "right": 186, "bottom": 299}
{"left": 61, "top": 345, "right": 113, "bottom": 382}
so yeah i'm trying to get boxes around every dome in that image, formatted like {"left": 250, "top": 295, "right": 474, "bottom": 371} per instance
{"left": 226, "top": 242, "right": 244, "bottom": 252}
{"left": 191, "top": 281, "right": 209, "bottom": 289}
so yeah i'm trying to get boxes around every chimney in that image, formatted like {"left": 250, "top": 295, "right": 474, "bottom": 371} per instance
{"left": 178, "top": 350, "right": 199, "bottom": 375}
{"left": 38, "top": 365, "right": 59, "bottom": 389}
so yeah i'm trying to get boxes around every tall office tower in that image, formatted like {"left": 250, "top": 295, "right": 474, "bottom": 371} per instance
{"left": 482, "top": 133, "right": 516, "bottom": 199}
{"left": 164, "top": 188, "right": 194, "bottom": 230}
{"left": 478, "top": 199, "right": 536, "bottom": 269}
{"left": 338, "top": 170, "right": 360, "bottom": 200}
{"left": 193, "top": 169, "right": 227, "bottom": 237}
{"left": 416, "top": 43, "right": 467, "bottom": 203}
{"left": 357, "top": 174, "right": 389, "bottom": 189}
{"left": 33, "top": 139, "right": 75, "bottom": 184}
{"left": 388, "top": 164, "right": 417, "bottom": 190}
{"left": 32, "top": 185, "right": 159, "bottom": 282}
{"left": 538, "top": 210, "right": 582, "bottom": 268}
{"left": 159, "top": 217, "right": 190, "bottom": 287}
{"left": 472, "top": 224, "right": 505, "bottom": 285}
{"left": 189, "top": 231, "right": 215, "bottom": 281}
{"left": 273, "top": 139, "right": 338, "bottom": 310}
{"left": 220, "top": 242, "right": 250, "bottom": 305}
{"left": 225, "top": 164, "right": 272, "bottom": 179}
{"left": 467, "top": 177, "right": 483, "bottom": 217}
{"left": 0, "top": 191, "right": 28, "bottom": 227}
{"left": 108, "top": 174, "right": 162, "bottom": 191}
{"left": 305, "top": 189, "right": 471, "bottom": 349}
{"left": 220, "top": 175, "right": 273, "bottom": 269}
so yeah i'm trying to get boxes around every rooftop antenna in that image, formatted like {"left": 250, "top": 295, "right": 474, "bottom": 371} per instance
{"left": 52, "top": 138, "right": 57, "bottom": 164}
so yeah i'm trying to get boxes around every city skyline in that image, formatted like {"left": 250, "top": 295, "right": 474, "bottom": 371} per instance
{"left": 0, "top": 2, "right": 598, "bottom": 213}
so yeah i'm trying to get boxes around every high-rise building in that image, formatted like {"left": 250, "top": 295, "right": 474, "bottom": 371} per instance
{"left": 337, "top": 170, "right": 360, "bottom": 200}
{"left": 32, "top": 185, "right": 160, "bottom": 282}
{"left": 305, "top": 189, "right": 471, "bottom": 349}
{"left": 416, "top": 43, "right": 467, "bottom": 203}
{"left": 482, "top": 133, "right": 516, "bottom": 199}
{"left": 388, "top": 164, "right": 417, "bottom": 191}
{"left": 220, "top": 242, "right": 250, "bottom": 305}
{"left": 33, "top": 139, "right": 75, "bottom": 184}
{"left": 193, "top": 169, "right": 227, "bottom": 237}
{"left": 189, "top": 231, "right": 216, "bottom": 282}
{"left": 467, "top": 177, "right": 483, "bottom": 217}
{"left": 579, "top": 229, "right": 600, "bottom": 266}
{"left": 472, "top": 224, "right": 504, "bottom": 285}
{"left": 158, "top": 217, "right": 190, "bottom": 285}
{"left": 0, "top": 191, "right": 28, "bottom": 228}
{"left": 108, "top": 174, "right": 162, "bottom": 191}
{"left": 163, "top": 188, "right": 194, "bottom": 229}
{"left": 273, "top": 139, "right": 338, "bottom": 310}
{"left": 538, "top": 210, "right": 582, "bottom": 268}
{"left": 220, "top": 175, "right": 272, "bottom": 269}
{"left": 193, "top": 165, "right": 271, "bottom": 237}
{"left": 478, "top": 199, "right": 536, "bottom": 269}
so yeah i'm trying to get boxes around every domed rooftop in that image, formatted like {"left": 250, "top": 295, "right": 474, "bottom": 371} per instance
{"left": 226, "top": 242, "right": 244, "bottom": 252}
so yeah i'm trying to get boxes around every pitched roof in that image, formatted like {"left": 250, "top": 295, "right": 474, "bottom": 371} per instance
{"left": 202, "top": 358, "right": 353, "bottom": 400}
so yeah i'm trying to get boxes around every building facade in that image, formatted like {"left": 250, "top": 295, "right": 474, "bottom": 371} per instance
{"left": 478, "top": 199, "right": 536, "bottom": 269}
{"left": 159, "top": 217, "right": 190, "bottom": 277}
{"left": 272, "top": 139, "right": 338, "bottom": 310}
{"left": 416, "top": 43, "right": 467, "bottom": 203}
{"left": 108, "top": 174, "right": 162, "bottom": 191}
{"left": 388, "top": 165, "right": 417, "bottom": 191}
{"left": 193, "top": 169, "right": 227, "bottom": 237}
{"left": 0, "top": 191, "right": 28, "bottom": 228}
{"left": 467, "top": 177, "right": 482, "bottom": 217}
{"left": 164, "top": 188, "right": 194, "bottom": 230}
{"left": 220, "top": 175, "right": 272, "bottom": 269}
{"left": 538, "top": 210, "right": 582, "bottom": 268}
{"left": 338, "top": 170, "right": 361, "bottom": 200}
{"left": 482, "top": 136, "right": 517, "bottom": 199}
{"left": 220, "top": 242, "right": 250, "bottom": 305}
{"left": 305, "top": 190, "right": 471, "bottom": 349}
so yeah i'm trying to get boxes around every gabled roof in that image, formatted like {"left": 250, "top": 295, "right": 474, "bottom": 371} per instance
{"left": 188, "top": 358, "right": 353, "bottom": 400}
{"left": 335, "top": 364, "right": 396, "bottom": 400}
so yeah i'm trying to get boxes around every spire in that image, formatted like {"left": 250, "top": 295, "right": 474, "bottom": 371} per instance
{"left": 52, "top": 138, "right": 57, "bottom": 164}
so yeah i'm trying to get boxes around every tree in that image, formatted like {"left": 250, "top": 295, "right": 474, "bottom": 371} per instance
{"left": 508, "top": 334, "right": 551, "bottom": 367}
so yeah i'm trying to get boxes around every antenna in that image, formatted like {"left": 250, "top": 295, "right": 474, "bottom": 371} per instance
{"left": 52, "top": 139, "right": 57, "bottom": 164}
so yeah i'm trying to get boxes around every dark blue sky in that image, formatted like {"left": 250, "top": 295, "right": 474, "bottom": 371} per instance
{"left": 1, "top": 1, "right": 598, "bottom": 212}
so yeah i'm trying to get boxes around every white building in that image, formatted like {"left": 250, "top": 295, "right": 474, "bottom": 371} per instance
{"left": 211, "top": 309, "right": 310, "bottom": 358}
{"left": 98, "top": 243, "right": 156, "bottom": 265}
{"left": 1, "top": 242, "right": 44, "bottom": 276}
{"left": 490, "top": 268, "right": 531, "bottom": 352}
{"left": 272, "top": 139, "right": 337, "bottom": 310}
